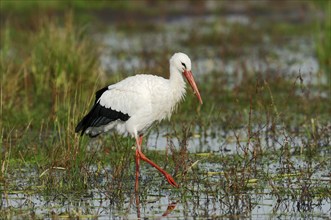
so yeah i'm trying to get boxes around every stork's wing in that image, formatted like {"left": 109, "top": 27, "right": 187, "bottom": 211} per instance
{"left": 75, "top": 75, "right": 154, "bottom": 136}
{"left": 75, "top": 86, "right": 131, "bottom": 136}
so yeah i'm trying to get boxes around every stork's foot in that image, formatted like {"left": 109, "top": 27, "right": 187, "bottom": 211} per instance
{"left": 137, "top": 151, "right": 179, "bottom": 188}
{"left": 164, "top": 172, "right": 179, "bottom": 188}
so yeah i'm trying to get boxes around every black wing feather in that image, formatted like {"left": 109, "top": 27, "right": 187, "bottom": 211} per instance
{"left": 95, "top": 86, "right": 108, "bottom": 103}
{"left": 75, "top": 87, "right": 130, "bottom": 136}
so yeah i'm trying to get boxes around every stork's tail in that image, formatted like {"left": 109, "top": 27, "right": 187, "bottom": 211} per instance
{"left": 75, "top": 102, "right": 130, "bottom": 137}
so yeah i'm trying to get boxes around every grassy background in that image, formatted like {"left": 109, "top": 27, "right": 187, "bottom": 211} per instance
{"left": 1, "top": 0, "right": 330, "bottom": 218}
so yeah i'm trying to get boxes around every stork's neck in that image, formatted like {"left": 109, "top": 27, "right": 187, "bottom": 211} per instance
{"left": 169, "top": 65, "right": 186, "bottom": 102}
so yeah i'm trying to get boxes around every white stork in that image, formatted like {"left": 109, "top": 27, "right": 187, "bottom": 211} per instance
{"left": 75, "top": 52, "right": 202, "bottom": 191}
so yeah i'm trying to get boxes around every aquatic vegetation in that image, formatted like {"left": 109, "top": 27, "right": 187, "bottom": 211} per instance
{"left": 1, "top": 1, "right": 330, "bottom": 219}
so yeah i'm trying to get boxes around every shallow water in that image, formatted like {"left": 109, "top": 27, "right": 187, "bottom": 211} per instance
{"left": 2, "top": 2, "right": 330, "bottom": 219}
{"left": 2, "top": 122, "right": 330, "bottom": 218}
{"left": 99, "top": 12, "right": 326, "bottom": 88}
{"left": 2, "top": 162, "right": 330, "bottom": 219}
{"left": 97, "top": 7, "right": 330, "bottom": 218}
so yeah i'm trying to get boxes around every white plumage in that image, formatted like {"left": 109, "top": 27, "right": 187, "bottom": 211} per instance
{"left": 76, "top": 52, "right": 202, "bottom": 190}
{"left": 76, "top": 52, "right": 201, "bottom": 139}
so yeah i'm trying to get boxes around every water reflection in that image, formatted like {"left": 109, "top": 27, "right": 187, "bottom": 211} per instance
{"left": 135, "top": 192, "right": 178, "bottom": 219}
{"left": 1, "top": 176, "right": 330, "bottom": 218}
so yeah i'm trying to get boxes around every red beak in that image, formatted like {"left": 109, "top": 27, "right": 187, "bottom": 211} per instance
{"left": 183, "top": 70, "right": 203, "bottom": 104}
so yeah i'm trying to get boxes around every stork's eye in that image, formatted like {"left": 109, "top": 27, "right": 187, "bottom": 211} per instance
{"left": 181, "top": 62, "right": 187, "bottom": 69}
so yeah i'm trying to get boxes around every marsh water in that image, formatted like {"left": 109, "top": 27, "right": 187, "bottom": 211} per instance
{"left": 2, "top": 2, "right": 330, "bottom": 219}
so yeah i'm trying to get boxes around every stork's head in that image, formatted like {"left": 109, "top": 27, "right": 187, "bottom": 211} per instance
{"left": 171, "top": 52, "right": 192, "bottom": 72}
{"left": 170, "top": 52, "right": 203, "bottom": 104}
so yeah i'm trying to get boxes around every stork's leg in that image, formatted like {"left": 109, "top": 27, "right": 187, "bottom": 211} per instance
{"left": 135, "top": 135, "right": 143, "bottom": 192}
{"left": 136, "top": 148, "right": 179, "bottom": 188}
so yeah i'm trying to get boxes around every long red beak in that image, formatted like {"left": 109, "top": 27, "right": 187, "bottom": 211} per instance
{"left": 183, "top": 70, "right": 203, "bottom": 104}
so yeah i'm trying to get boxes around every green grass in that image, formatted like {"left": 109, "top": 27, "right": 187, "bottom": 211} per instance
{"left": 0, "top": 0, "right": 142, "bottom": 13}
{"left": 1, "top": 1, "right": 330, "bottom": 218}
{"left": 2, "top": 9, "right": 329, "bottom": 185}
{"left": 314, "top": 0, "right": 331, "bottom": 81}
{"left": 0, "top": 13, "right": 102, "bottom": 191}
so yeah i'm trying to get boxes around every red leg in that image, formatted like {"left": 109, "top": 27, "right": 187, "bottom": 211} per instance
{"left": 135, "top": 135, "right": 143, "bottom": 192}
{"left": 136, "top": 150, "right": 179, "bottom": 188}
{"left": 135, "top": 149, "right": 140, "bottom": 192}
{"left": 135, "top": 135, "right": 178, "bottom": 189}
{"left": 135, "top": 136, "right": 143, "bottom": 217}
{"left": 135, "top": 192, "right": 141, "bottom": 218}
{"left": 138, "top": 135, "right": 143, "bottom": 147}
